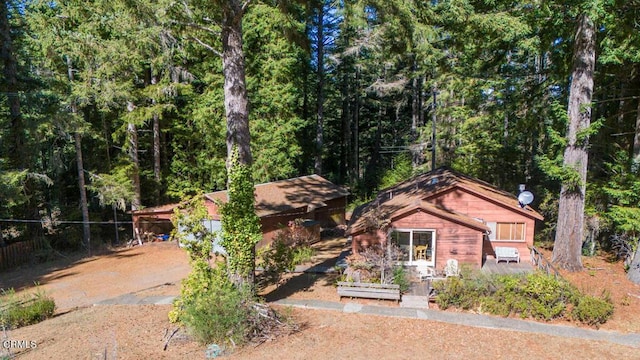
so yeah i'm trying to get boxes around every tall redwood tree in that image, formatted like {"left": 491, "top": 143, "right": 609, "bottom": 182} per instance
{"left": 552, "top": 13, "right": 596, "bottom": 272}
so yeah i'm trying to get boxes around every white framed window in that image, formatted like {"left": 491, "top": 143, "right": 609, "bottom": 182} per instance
{"left": 487, "top": 222, "right": 525, "bottom": 242}
{"left": 390, "top": 229, "right": 436, "bottom": 266}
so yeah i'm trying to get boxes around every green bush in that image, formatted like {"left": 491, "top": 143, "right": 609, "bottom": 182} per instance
{"left": 434, "top": 271, "right": 614, "bottom": 326}
{"left": 434, "top": 276, "right": 488, "bottom": 310}
{"left": 571, "top": 292, "right": 614, "bottom": 327}
{"left": 392, "top": 266, "right": 410, "bottom": 293}
{"left": 0, "top": 289, "right": 56, "bottom": 329}
{"left": 180, "top": 266, "right": 254, "bottom": 345}
{"left": 258, "top": 238, "right": 314, "bottom": 286}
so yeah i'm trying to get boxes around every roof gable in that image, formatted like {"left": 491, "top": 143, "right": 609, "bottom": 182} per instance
{"left": 390, "top": 201, "right": 490, "bottom": 232}
{"left": 347, "top": 167, "right": 542, "bottom": 235}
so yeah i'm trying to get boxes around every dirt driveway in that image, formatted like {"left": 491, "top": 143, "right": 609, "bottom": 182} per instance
{"left": 1, "top": 242, "right": 190, "bottom": 311}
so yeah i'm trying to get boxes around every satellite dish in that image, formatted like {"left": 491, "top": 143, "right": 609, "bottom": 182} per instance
{"left": 518, "top": 191, "right": 534, "bottom": 207}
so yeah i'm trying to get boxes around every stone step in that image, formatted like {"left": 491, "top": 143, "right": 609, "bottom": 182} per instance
{"left": 400, "top": 295, "right": 430, "bottom": 309}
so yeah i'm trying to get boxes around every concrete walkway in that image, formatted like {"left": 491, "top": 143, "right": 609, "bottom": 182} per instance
{"left": 272, "top": 298, "right": 640, "bottom": 349}
{"left": 95, "top": 291, "right": 640, "bottom": 349}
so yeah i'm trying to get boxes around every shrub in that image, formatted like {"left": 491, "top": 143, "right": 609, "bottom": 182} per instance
{"left": 520, "top": 273, "right": 577, "bottom": 320}
{"left": 180, "top": 265, "right": 254, "bottom": 345}
{"left": 171, "top": 198, "right": 297, "bottom": 350}
{"left": 0, "top": 289, "right": 56, "bottom": 329}
{"left": 258, "top": 240, "right": 314, "bottom": 286}
{"left": 434, "top": 271, "right": 614, "bottom": 326}
{"left": 571, "top": 292, "right": 614, "bottom": 327}
{"left": 392, "top": 266, "right": 410, "bottom": 293}
{"left": 433, "top": 276, "right": 487, "bottom": 310}
{"left": 343, "top": 244, "right": 403, "bottom": 284}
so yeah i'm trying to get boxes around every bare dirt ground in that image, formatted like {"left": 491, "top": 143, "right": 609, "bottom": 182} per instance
{"left": 1, "top": 242, "right": 190, "bottom": 311}
{"left": 2, "top": 240, "right": 640, "bottom": 359}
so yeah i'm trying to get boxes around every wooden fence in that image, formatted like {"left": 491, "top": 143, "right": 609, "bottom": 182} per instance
{"left": 530, "top": 246, "right": 561, "bottom": 278}
{"left": 0, "top": 238, "right": 47, "bottom": 271}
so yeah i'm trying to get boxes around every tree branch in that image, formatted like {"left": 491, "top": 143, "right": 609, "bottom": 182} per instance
{"left": 241, "top": 0, "right": 252, "bottom": 15}
{"left": 190, "top": 36, "right": 223, "bottom": 57}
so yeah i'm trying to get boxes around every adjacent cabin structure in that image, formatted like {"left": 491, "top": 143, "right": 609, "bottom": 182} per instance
{"left": 346, "top": 167, "right": 543, "bottom": 271}
{"left": 132, "top": 175, "right": 349, "bottom": 248}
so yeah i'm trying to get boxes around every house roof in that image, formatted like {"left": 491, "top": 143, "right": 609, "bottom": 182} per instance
{"left": 205, "top": 174, "right": 349, "bottom": 218}
{"left": 130, "top": 203, "right": 179, "bottom": 217}
{"left": 132, "top": 174, "right": 349, "bottom": 219}
{"left": 346, "top": 167, "right": 542, "bottom": 236}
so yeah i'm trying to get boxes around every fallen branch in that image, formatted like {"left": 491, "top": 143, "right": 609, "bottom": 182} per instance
{"left": 163, "top": 327, "right": 180, "bottom": 351}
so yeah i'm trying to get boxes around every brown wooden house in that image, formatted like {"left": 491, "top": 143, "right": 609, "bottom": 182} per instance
{"left": 132, "top": 175, "right": 349, "bottom": 248}
{"left": 346, "top": 167, "right": 543, "bottom": 270}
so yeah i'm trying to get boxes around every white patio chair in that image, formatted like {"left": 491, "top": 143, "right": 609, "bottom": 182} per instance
{"left": 444, "top": 259, "right": 460, "bottom": 277}
{"left": 417, "top": 266, "right": 436, "bottom": 281}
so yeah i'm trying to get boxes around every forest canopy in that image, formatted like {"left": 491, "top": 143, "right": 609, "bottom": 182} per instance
{"left": 1, "top": 0, "right": 640, "bottom": 273}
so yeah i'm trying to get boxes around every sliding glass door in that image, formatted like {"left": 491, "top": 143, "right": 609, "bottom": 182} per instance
{"left": 390, "top": 229, "right": 436, "bottom": 267}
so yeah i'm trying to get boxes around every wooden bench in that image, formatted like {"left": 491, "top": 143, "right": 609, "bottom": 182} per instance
{"left": 495, "top": 246, "right": 520, "bottom": 263}
{"left": 337, "top": 282, "right": 401, "bottom": 301}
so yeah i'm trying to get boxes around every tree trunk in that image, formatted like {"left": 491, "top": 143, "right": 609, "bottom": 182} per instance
{"left": 1, "top": 1, "right": 24, "bottom": 169}
{"left": 354, "top": 67, "right": 360, "bottom": 181}
{"left": 151, "top": 73, "right": 162, "bottom": 204}
{"left": 221, "top": 1, "right": 255, "bottom": 289}
{"left": 66, "top": 56, "right": 91, "bottom": 255}
{"left": 74, "top": 131, "right": 91, "bottom": 254}
{"left": 552, "top": 14, "right": 596, "bottom": 272}
{"left": 632, "top": 82, "right": 640, "bottom": 173}
{"left": 222, "top": 1, "right": 252, "bottom": 168}
{"left": 314, "top": 4, "right": 325, "bottom": 175}
{"left": 431, "top": 85, "right": 437, "bottom": 170}
{"left": 411, "top": 60, "right": 424, "bottom": 169}
{"left": 628, "top": 241, "right": 640, "bottom": 284}
{"left": 126, "top": 119, "right": 142, "bottom": 212}
{"left": 341, "top": 70, "right": 351, "bottom": 183}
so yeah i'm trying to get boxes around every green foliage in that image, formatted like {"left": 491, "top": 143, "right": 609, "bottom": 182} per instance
{"left": 244, "top": 4, "right": 306, "bottom": 183}
{"left": 433, "top": 276, "right": 488, "bottom": 310}
{"left": 379, "top": 153, "right": 413, "bottom": 190}
{"left": 571, "top": 292, "right": 614, "bottom": 327}
{"left": 258, "top": 238, "right": 313, "bottom": 285}
{"left": 600, "top": 151, "right": 640, "bottom": 235}
{"left": 258, "top": 220, "right": 316, "bottom": 286}
{"left": 179, "top": 264, "right": 256, "bottom": 346}
{"left": 520, "top": 273, "right": 576, "bottom": 320}
{"left": 433, "top": 272, "right": 614, "bottom": 326}
{"left": 219, "top": 149, "right": 262, "bottom": 287}
{"left": 169, "top": 197, "right": 217, "bottom": 323}
{"left": 0, "top": 170, "right": 29, "bottom": 213}
{"left": 392, "top": 266, "right": 410, "bottom": 293}
{"left": 88, "top": 167, "right": 135, "bottom": 211}
{"left": 170, "top": 205, "right": 294, "bottom": 348}
{"left": 536, "top": 100, "right": 580, "bottom": 190}
{"left": 0, "top": 288, "right": 56, "bottom": 329}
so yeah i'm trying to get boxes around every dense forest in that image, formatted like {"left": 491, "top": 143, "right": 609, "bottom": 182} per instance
{"left": 1, "top": 1, "right": 640, "bottom": 272}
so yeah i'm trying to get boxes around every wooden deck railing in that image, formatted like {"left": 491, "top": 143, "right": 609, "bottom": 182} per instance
{"left": 529, "top": 246, "right": 561, "bottom": 278}
{"left": 0, "top": 238, "right": 46, "bottom": 271}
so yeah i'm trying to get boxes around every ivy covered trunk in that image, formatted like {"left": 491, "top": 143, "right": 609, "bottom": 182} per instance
{"left": 552, "top": 14, "right": 595, "bottom": 272}
{"left": 220, "top": 150, "right": 261, "bottom": 291}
